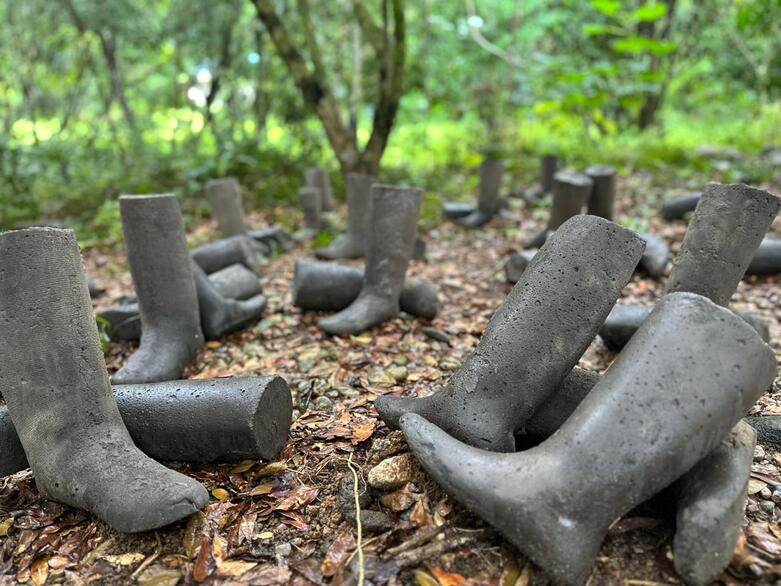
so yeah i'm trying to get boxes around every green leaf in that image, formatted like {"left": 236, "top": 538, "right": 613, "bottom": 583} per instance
{"left": 632, "top": 3, "right": 668, "bottom": 22}
{"left": 582, "top": 24, "right": 622, "bottom": 36}
{"left": 612, "top": 36, "right": 676, "bottom": 55}
{"left": 591, "top": 0, "right": 622, "bottom": 17}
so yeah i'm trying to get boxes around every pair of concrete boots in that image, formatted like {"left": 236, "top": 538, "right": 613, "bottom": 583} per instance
{"left": 0, "top": 226, "right": 293, "bottom": 533}
{"left": 293, "top": 179, "right": 439, "bottom": 333}
{"left": 99, "top": 194, "right": 268, "bottom": 369}
{"left": 376, "top": 183, "right": 780, "bottom": 586}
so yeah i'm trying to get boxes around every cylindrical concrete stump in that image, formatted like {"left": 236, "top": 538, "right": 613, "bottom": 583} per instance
{"left": 586, "top": 165, "right": 616, "bottom": 221}
{"left": 548, "top": 172, "right": 593, "bottom": 230}
{"left": 0, "top": 377, "right": 293, "bottom": 476}
{"left": 747, "top": 238, "right": 781, "bottom": 275}
{"left": 304, "top": 167, "right": 336, "bottom": 211}
{"left": 292, "top": 259, "right": 438, "bottom": 320}
{"left": 541, "top": 155, "right": 559, "bottom": 195}
{"left": 300, "top": 187, "right": 322, "bottom": 230}
{"left": 661, "top": 193, "right": 701, "bottom": 221}
{"left": 206, "top": 177, "right": 246, "bottom": 237}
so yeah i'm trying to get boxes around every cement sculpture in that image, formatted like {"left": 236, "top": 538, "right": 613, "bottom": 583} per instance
{"left": 300, "top": 186, "right": 322, "bottom": 231}
{"left": 0, "top": 227, "right": 208, "bottom": 532}
{"left": 525, "top": 154, "right": 559, "bottom": 200}
{"left": 113, "top": 195, "right": 203, "bottom": 384}
{"left": 639, "top": 232, "right": 669, "bottom": 277}
{"left": 585, "top": 165, "right": 616, "bottom": 220}
{"left": 319, "top": 185, "right": 424, "bottom": 334}
{"left": 208, "top": 263, "right": 262, "bottom": 300}
{"left": 0, "top": 376, "right": 292, "bottom": 476}
{"left": 400, "top": 292, "right": 777, "bottom": 585}
{"left": 376, "top": 215, "right": 645, "bottom": 451}
{"left": 458, "top": 158, "right": 504, "bottom": 228}
{"left": 315, "top": 172, "right": 375, "bottom": 259}
{"left": 206, "top": 177, "right": 246, "bottom": 237}
{"left": 293, "top": 259, "right": 438, "bottom": 320}
{"left": 661, "top": 192, "right": 701, "bottom": 220}
{"left": 192, "top": 234, "right": 267, "bottom": 275}
{"left": 747, "top": 238, "right": 781, "bottom": 275}
{"left": 525, "top": 171, "right": 593, "bottom": 248}
{"left": 304, "top": 167, "right": 337, "bottom": 211}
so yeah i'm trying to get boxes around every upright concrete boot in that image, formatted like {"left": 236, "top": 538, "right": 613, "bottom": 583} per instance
{"left": 0, "top": 376, "right": 293, "bottom": 476}
{"left": 376, "top": 215, "right": 645, "bottom": 451}
{"left": 586, "top": 165, "right": 616, "bottom": 220}
{"left": 458, "top": 158, "right": 504, "bottom": 228}
{"left": 114, "top": 195, "right": 204, "bottom": 384}
{"left": 299, "top": 187, "right": 322, "bottom": 231}
{"left": 666, "top": 183, "right": 781, "bottom": 305}
{"left": 192, "top": 235, "right": 267, "bottom": 275}
{"left": 318, "top": 185, "right": 424, "bottom": 334}
{"left": 208, "top": 263, "right": 262, "bottom": 300}
{"left": 661, "top": 192, "right": 701, "bottom": 221}
{"left": 192, "top": 262, "right": 267, "bottom": 340}
{"left": 0, "top": 228, "right": 208, "bottom": 532}
{"left": 305, "top": 167, "right": 337, "bottom": 211}
{"left": 525, "top": 154, "right": 559, "bottom": 200}
{"left": 747, "top": 238, "right": 781, "bottom": 275}
{"left": 399, "top": 293, "right": 777, "bottom": 585}
{"left": 673, "top": 421, "right": 756, "bottom": 586}
{"left": 206, "top": 177, "right": 246, "bottom": 237}
{"left": 315, "top": 173, "right": 375, "bottom": 259}
{"left": 292, "top": 259, "right": 438, "bottom": 320}
{"left": 524, "top": 172, "right": 593, "bottom": 248}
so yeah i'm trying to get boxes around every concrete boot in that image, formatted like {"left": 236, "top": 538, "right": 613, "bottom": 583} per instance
{"left": 315, "top": 173, "right": 375, "bottom": 259}
{"left": 458, "top": 158, "right": 504, "bottom": 228}
{"left": 206, "top": 177, "right": 246, "bottom": 237}
{"left": 192, "top": 235, "right": 267, "bottom": 275}
{"left": 585, "top": 165, "right": 616, "bottom": 220}
{"left": 305, "top": 167, "right": 336, "bottom": 211}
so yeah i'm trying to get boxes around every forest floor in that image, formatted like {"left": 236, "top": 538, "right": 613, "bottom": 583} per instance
{"left": 2, "top": 171, "right": 781, "bottom": 585}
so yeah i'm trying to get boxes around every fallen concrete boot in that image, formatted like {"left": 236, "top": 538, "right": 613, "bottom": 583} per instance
{"left": 586, "top": 165, "right": 616, "bottom": 220}
{"left": 113, "top": 195, "right": 204, "bottom": 384}
{"left": 666, "top": 183, "right": 781, "bottom": 305}
{"left": 747, "top": 238, "right": 781, "bottom": 275}
{"left": 458, "top": 158, "right": 505, "bottom": 228}
{"left": 0, "top": 227, "right": 208, "bottom": 532}
{"left": 192, "top": 262, "right": 267, "bottom": 340}
{"left": 0, "top": 376, "right": 293, "bottom": 476}
{"left": 318, "top": 185, "right": 424, "bottom": 334}
{"left": 524, "top": 171, "right": 592, "bottom": 248}
{"left": 442, "top": 202, "right": 477, "bottom": 219}
{"left": 305, "top": 167, "right": 337, "bottom": 211}
{"left": 191, "top": 234, "right": 267, "bottom": 275}
{"left": 639, "top": 233, "right": 669, "bottom": 277}
{"left": 293, "top": 259, "right": 437, "bottom": 320}
{"left": 661, "top": 192, "right": 701, "bottom": 221}
{"left": 208, "top": 263, "right": 262, "bottom": 300}
{"left": 376, "top": 215, "right": 645, "bottom": 451}
{"left": 673, "top": 421, "right": 756, "bottom": 586}
{"left": 246, "top": 225, "right": 294, "bottom": 252}
{"left": 399, "top": 292, "right": 777, "bottom": 585}
{"left": 206, "top": 177, "right": 246, "bottom": 237}
{"left": 316, "top": 173, "right": 375, "bottom": 259}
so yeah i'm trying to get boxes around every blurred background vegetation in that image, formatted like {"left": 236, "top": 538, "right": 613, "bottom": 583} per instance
{"left": 2, "top": 0, "right": 780, "bottom": 245}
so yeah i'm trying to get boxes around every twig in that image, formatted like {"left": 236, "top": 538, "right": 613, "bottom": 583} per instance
{"left": 346, "top": 453, "right": 365, "bottom": 586}
{"left": 463, "top": 0, "right": 520, "bottom": 67}
{"left": 130, "top": 532, "right": 162, "bottom": 581}
{"left": 395, "top": 532, "right": 485, "bottom": 568}
{"left": 383, "top": 524, "right": 444, "bottom": 557}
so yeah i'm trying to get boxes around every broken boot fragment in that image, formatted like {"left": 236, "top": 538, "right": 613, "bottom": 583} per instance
{"left": 376, "top": 215, "right": 645, "bottom": 451}
{"left": 524, "top": 171, "right": 593, "bottom": 248}
{"left": 0, "top": 227, "right": 208, "bottom": 532}
{"left": 318, "top": 185, "right": 424, "bottom": 334}
{"left": 206, "top": 177, "right": 246, "bottom": 237}
{"left": 315, "top": 172, "right": 376, "bottom": 259}
{"left": 191, "top": 234, "right": 267, "bottom": 275}
{"left": 113, "top": 195, "right": 204, "bottom": 384}
{"left": 458, "top": 158, "right": 505, "bottom": 228}
{"left": 400, "top": 292, "right": 777, "bottom": 585}
{"left": 585, "top": 165, "right": 616, "bottom": 220}
{"left": 293, "top": 259, "right": 438, "bottom": 320}
{"left": 0, "top": 376, "right": 293, "bottom": 476}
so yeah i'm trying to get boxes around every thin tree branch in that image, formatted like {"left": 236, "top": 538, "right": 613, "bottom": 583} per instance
{"left": 464, "top": 0, "right": 520, "bottom": 67}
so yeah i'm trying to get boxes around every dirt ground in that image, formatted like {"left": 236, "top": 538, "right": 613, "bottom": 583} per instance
{"left": 2, "top": 174, "right": 781, "bottom": 585}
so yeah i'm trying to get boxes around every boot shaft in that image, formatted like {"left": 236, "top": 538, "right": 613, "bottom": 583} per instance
{"left": 586, "top": 165, "right": 616, "bottom": 220}
{"left": 299, "top": 187, "right": 322, "bottom": 230}
{"left": 345, "top": 172, "right": 376, "bottom": 245}
{"left": 478, "top": 159, "right": 504, "bottom": 215}
{"left": 541, "top": 154, "right": 559, "bottom": 194}
{"left": 206, "top": 177, "right": 246, "bottom": 237}
{"left": 548, "top": 172, "right": 593, "bottom": 230}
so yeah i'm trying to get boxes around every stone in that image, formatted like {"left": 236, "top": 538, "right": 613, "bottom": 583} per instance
{"left": 339, "top": 476, "right": 392, "bottom": 532}
{"left": 754, "top": 444, "right": 766, "bottom": 461}
{"left": 0, "top": 227, "right": 208, "bottom": 532}
{"left": 585, "top": 165, "right": 616, "bottom": 220}
{"left": 208, "top": 263, "right": 262, "bottom": 300}
{"left": 367, "top": 453, "right": 419, "bottom": 490}
{"left": 661, "top": 192, "right": 701, "bottom": 221}
{"left": 191, "top": 235, "right": 267, "bottom": 275}
{"left": 747, "top": 238, "right": 781, "bottom": 275}
{"left": 376, "top": 215, "right": 645, "bottom": 452}
{"left": 315, "top": 173, "right": 375, "bottom": 259}
{"left": 206, "top": 177, "right": 246, "bottom": 237}
{"left": 304, "top": 167, "right": 337, "bottom": 211}
{"left": 0, "top": 376, "right": 293, "bottom": 476}
{"left": 292, "top": 259, "right": 438, "bottom": 320}
{"left": 113, "top": 195, "right": 204, "bottom": 384}
{"left": 458, "top": 158, "right": 505, "bottom": 228}
{"left": 319, "top": 185, "right": 424, "bottom": 335}
{"left": 400, "top": 292, "right": 777, "bottom": 585}
{"left": 299, "top": 186, "right": 322, "bottom": 231}
{"left": 312, "top": 396, "right": 334, "bottom": 412}
{"left": 639, "top": 233, "right": 669, "bottom": 277}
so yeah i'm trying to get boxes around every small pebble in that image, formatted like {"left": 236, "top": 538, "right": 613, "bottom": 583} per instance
{"left": 754, "top": 445, "right": 766, "bottom": 461}
{"left": 312, "top": 396, "right": 334, "bottom": 411}
{"left": 761, "top": 487, "right": 773, "bottom": 500}
{"left": 275, "top": 543, "right": 292, "bottom": 557}
{"left": 748, "top": 503, "right": 759, "bottom": 514}
{"left": 387, "top": 365, "right": 408, "bottom": 383}
{"left": 760, "top": 500, "right": 776, "bottom": 515}
{"left": 422, "top": 327, "right": 451, "bottom": 345}
{"left": 368, "top": 453, "right": 419, "bottom": 490}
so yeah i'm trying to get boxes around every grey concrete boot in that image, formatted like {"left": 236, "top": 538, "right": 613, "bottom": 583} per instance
{"left": 318, "top": 185, "right": 424, "bottom": 334}
{"left": 300, "top": 187, "right": 323, "bottom": 231}
{"left": 192, "top": 235, "right": 267, "bottom": 275}
{"left": 524, "top": 171, "right": 593, "bottom": 248}
{"left": 747, "top": 238, "right": 781, "bottom": 275}
{"left": 376, "top": 215, "right": 645, "bottom": 451}
{"left": 293, "top": 259, "right": 438, "bottom": 320}
{"left": 0, "top": 376, "right": 293, "bottom": 476}
{"left": 400, "top": 292, "right": 777, "bottom": 585}
{"left": 661, "top": 192, "right": 701, "bottom": 221}
{"left": 639, "top": 233, "right": 669, "bottom": 277}
{"left": 193, "top": 262, "right": 266, "bottom": 340}
{"left": 208, "top": 263, "right": 262, "bottom": 300}
{"left": 458, "top": 158, "right": 504, "bottom": 228}
{"left": 206, "top": 177, "right": 246, "bottom": 237}
{"left": 305, "top": 167, "right": 337, "bottom": 211}
{"left": 315, "top": 173, "right": 375, "bottom": 259}
{"left": 0, "top": 227, "right": 208, "bottom": 532}
{"left": 666, "top": 183, "right": 781, "bottom": 305}
{"left": 114, "top": 195, "right": 204, "bottom": 384}
{"left": 525, "top": 154, "right": 559, "bottom": 200}
{"left": 586, "top": 165, "right": 616, "bottom": 220}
